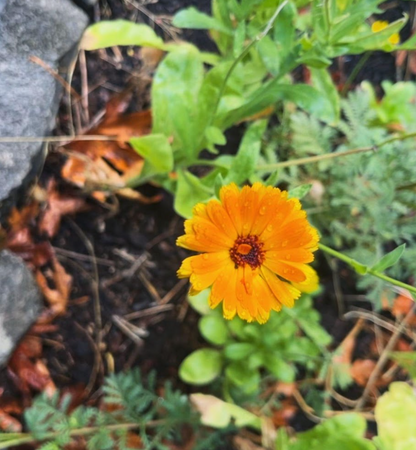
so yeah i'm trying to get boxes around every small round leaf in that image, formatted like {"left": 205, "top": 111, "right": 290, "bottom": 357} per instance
{"left": 179, "top": 349, "right": 222, "bottom": 385}
{"left": 199, "top": 315, "right": 229, "bottom": 346}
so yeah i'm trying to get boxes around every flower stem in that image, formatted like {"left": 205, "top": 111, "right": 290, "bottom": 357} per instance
{"left": 257, "top": 131, "right": 416, "bottom": 171}
{"left": 319, "top": 243, "right": 416, "bottom": 297}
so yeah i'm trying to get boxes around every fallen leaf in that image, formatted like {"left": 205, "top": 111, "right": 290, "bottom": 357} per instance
{"left": 36, "top": 256, "right": 72, "bottom": 318}
{"left": 0, "top": 410, "right": 22, "bottom": 432}
{"left": 350, "top": 359, "right": 376, "bottom": 387}
{"left": 61, "top": 90, "right": 153, "bottom": 202}
{"left": 38, "top": 179, "right": 87, "bottom": 238}
{"left": 8, "top": 336, "right": 56, "bottom": 397}
{"left": 271, "top": 399, "right": 297, "bottom": 428}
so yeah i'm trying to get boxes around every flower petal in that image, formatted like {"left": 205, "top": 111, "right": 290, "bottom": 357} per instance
{"left": 291, "top": 266, "right": 319, "bottom": 293}
{"left": 260, "top": 266, "right": 301, "bottom": 308}
{"left": 263, "top": 257, "right": 308, "bottom": 283}
{"left": 220, "top": 183, "right": 243, "bottom": 235}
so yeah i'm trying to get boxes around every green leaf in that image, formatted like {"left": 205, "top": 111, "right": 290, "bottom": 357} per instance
{"left": 190, "top": 394, "right": 261, "bottom": 429}
{"left": 225, "top": 362, "right": 260, "bottom": 393}
{"left": 233, "top": 21, "right": 246, "bottom": 58}
{"left": 344, "top": 16, "right": 406, "bottom": 54}
{"left": 225, "top": 120, "right": 267, "bottom": 185}
{"left": 263, "top": 355, "right": 295, "bottom": 382}
{"left": 374, "top": 382, "right": 416, "bottom": 450}
{"left": 224, "top": 343, "right": 255, "bottom": 361}
{"left": 129, "top": 134, "right": 173, "bottom": 174}
{"left": 152, "top": 46, "right": 204, "bottom": 159}
{"left": 390, "top": 351, "right": 416, "bottom": 381}
{"left": 187, "top": 289, "right": 211, "bottom": 315}
{"left": 371, "top": 244, "right": 406, "bottom": 273}
{"left": 310, "top": 67, "right": 340, "bottom": 124}
{"left": 205, "top": 126, "right": 226, "bottom": 146}
{"left": 288, "top": 414, "right": 375, "bottom": 449}
{"left": 257, "top": 35, "right": 280, "bottom": 76}
{"left": 173, "top": 7, "right": 233, "bottom": 34}
{"left": 199, "top": 315, "right": 229, "bottom": 346}
{"left": 174, "top": 170, "right": 213, "bottom": 219}
{"left": 81, "top": 20, "right": 165, "bottom": 50}
{"left": 179, "top": 349, "right": 222, "bottom": 385}
{"left": 288, "top": 184, "right": 312, "bottom": 200}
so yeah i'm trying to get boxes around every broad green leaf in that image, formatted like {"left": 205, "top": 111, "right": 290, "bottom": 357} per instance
{"left": 187, "top": 290, "right": 211, "bottom": 315}
{"left": 374, "top": 382, "right": 416, "bottom": 450}
{"left": 288, "top": 184, "right": 312, "bottom": 200}
{"left": 129, "top": 134, "right": 173, "bottom": 175}
{"left": 288, "top": 414, "right": 375, "bottom": 449}
{"left": 205, "top": 126, "right": 226, "bottom": 146}
{"left": 371, "top": 244, "right": 406, "bottom": 273}
{"left": 233, "top": 21, "right": 246, "bottom": 57}
{"left": 81, "top": 20, "right": 165, "bottom": 50}
{"left": 190, "top": 394, "right": 262, "bottom": 429}
{"left": 263, "top": 355, "right": 295, "bottom": 382}
{"left": 224, "top": 343, "right": 255, "bottom": 361}
{"left": 257, "top": 35, "right": 281, "bottom": 76}
{"left": 219, "top": 82, "right": 329, "bottom": 129}
{"left": 343, "top": 16, "right": 406, "bottom": 54}
{"left": 174, "top": 170, "right": 213, "bottom": 219}
{"left": 225, "top": 120, "right": 267, "bottom": 184}
{"left": 310, "top": 67, "right": 340, "bottom": 124}
{"left": 199, "top": 315, "right": 229, "bottom": 346}
{"left": 179, "top": 349, "right": 222, "bottom": 385}
{"left": 225, "top": 362, "right": 260, "bottom": 393}
{"left": 173, "top": 7, "right": 233, "bottom": 34}
{"left": 152, "top": 46, "right": 204, "bottom": 159}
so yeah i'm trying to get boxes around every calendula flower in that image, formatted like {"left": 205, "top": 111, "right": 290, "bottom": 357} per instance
{"left": 176, "top": 183, "right": 319, "bottom": 324}
{"left": 371, "top": 20, "right": 400, "bottom": 45}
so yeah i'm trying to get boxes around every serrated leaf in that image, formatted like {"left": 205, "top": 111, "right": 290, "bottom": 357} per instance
{"left": 371, "top": 244, "right": 406, "bottom": 273}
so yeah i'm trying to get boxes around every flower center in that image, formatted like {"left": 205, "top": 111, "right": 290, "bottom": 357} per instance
{"left": 230, "top": 235, "right": 265, "bottom": 269}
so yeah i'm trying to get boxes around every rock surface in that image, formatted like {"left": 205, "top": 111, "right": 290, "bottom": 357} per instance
{"left": 0, "top": 0, "right": 88, "bottom": 223}
{"left": 0, "top": 251, "right": 42, "bottom": 366}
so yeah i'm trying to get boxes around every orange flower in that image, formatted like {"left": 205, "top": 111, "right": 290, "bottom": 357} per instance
{"left": 176, "top": 183, "right": 319, "bottom": 324}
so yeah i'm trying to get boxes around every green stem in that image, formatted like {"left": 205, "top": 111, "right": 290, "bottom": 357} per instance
{"left": 319, "top": 243, "right": 416, "bottom": 297}
{"left": 341, "top": 51, "right": 372, "bottom": 97}
{"left": 257, "top": 131, "right": 416, "bottom": 171}
{"left": 0, "top": 421, "right": 163, "bottom": 449}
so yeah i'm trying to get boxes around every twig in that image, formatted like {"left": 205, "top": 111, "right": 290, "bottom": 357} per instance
{"left": 67, "top": 219, "right": 103, "bottom": 394}
{"left": 354, "top": 305, "right": 416, "bottom": 410}
{"left": 79, "top": 49, "right": 90, "bottom": 124}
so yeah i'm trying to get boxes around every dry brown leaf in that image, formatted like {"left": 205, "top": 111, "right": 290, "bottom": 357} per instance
{"left": 271, "top": 399, "right": 297, "bottom": 428}
{"left": 61, "top": 95, "right": 152, "bottom": 201}
{"left": 333, "top": 319, "right": 364, "bottom": 366}
{"left": 36, "top": 256, "right": 72, "bottom": 318}
{"left": 8, "top": 336, "right": 56, "bottom": 396}
{"left": 275, "top": 382, "right": 296, "bottom": 397}
{"left": 38, "top": 180, "right": 87, "bottom": 238}
{"left": 350, "top": 359, "right": 376, "bottom": 387}
{"left": 0, "top": 410, "right": 22, "bottom": 432}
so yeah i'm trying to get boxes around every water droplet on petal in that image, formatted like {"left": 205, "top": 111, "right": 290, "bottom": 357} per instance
{"left": 260, "top": 206, "right": 266, "bottom": 215}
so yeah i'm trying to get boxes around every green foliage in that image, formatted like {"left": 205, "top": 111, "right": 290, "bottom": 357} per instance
{"left": 0, "top": 370, "right": 201, "bottom": 450}
{"left": 374, "top": 382, "right": 416, "bottom": 450}
{"left": 269, "top": 82, "right": 416, "bottom": 303}
{"left": 180, "top": 294, "right": 331, "bottom": 396}
{"left": 276, "top": 414, "right": 376, "bottom": 449}
{"left": 78, "top": 0, "right": 416, "bottom": 218}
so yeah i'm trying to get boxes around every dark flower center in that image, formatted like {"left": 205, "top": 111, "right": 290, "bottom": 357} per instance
{"left": 230, "top": 235, "right": 265, "bottom": 269}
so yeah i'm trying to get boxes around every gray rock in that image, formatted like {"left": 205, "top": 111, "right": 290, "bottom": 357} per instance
{"left": 0, "top": 0, "right": 89, "bottom": 223}
{"left": 0, "top": 250, "right": 41, "bottom": 366}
